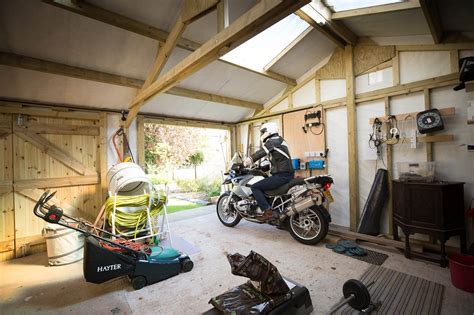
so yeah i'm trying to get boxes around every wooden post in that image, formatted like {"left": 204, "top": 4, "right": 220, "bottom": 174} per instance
{"left": 392, "top": 50, "right": 400, "bottom": 86}
{"left": 99, "top": 113, "right": 108, "bottom": 203}
{"left": 424, "top": 88, "right": 433, "bottom": 161}
{"left": 450, "top": 50, "right": 459, "bottom": 73}
{"left": 384, "top": 96, "right": 393, "bottom": 235}
{"left": 345, "top": 45, "right": 359, "bottom": 231}
{"left": 315, "top": 79, "right": 321, "bottom": 104}
{"left": 137, "top": 115, "right": 145, "bottom": 168}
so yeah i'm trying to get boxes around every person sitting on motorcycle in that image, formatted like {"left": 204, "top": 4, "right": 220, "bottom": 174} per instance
{"left": 243, "top": 122, "right": 294, "bottom": 220}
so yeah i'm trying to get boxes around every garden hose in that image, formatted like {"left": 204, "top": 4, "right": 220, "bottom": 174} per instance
{"left": 104, "top": 193, "right": 166, "bottom": 238}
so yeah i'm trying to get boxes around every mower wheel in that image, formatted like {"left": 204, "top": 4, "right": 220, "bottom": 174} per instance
{"left": 181, "top": 258, "right": 194, "bottom": 272}
{"left": 131, "top": 276, "right": 147, "bottom": 290}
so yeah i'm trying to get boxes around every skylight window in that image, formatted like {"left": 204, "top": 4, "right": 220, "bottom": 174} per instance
{"left": 325, "top": 0, "right": 404, "bottom": 12}
{"left": 220, "top": 14, "right": 310, "bottom": 72}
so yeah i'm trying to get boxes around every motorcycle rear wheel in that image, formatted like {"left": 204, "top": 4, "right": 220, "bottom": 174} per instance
{"left": 216, "top": 192, "right": 241, "bottom": 227}
{"left": 287, "top": 206, "right": 328, "bottom": 245}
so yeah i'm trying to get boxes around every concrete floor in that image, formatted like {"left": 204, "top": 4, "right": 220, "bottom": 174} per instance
{"left": 1, "top": 206, "right": 473, "bottom": 315}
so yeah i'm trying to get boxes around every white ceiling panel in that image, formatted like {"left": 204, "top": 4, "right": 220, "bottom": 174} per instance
{"left": 0, "top": 66, "right": 136, "bottom": 109}
{"left": 341, "top": 8, "right": 430, "bottom": 37}
{"left": 179, "top": 60, "right": 287, "bottom": 104}
{"left": 269, "top": 29, "right": 336, "bottom": 79}
{"left": 91, "top": 0, "right": 182, "bottom": 32}
{"left": 0, "top": 0, "right": 158, "bottom": 80}
{"left": 142, "top": 93, "right": 253, "bottom": 123}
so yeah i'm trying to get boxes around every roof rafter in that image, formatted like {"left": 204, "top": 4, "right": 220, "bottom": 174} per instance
{"left": 263, "top": 26, "right": 313, "bottom": 71}
{"left": 295, "top": 5, "right": 357, "bottom": 48}
{"left": 419, "top": 0, "right": 443, "bottom": 44}
{"left": 331, "top": 1, "right": 421, "bottom": 19}
{"left": 135, "top": 0, "right": 220, "bottom": 116}
{"left": 125, "top": 0, "right": 311, "bottom": 127}
{"left": 43, "top": 0, "right": 296, "bottom": 86}
{"left": 0, "top": 52, "right": 263, "bottom": 111}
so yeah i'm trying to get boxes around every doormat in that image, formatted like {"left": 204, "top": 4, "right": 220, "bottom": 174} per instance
{"left": 334, "top": 265, "right": 444, "bottom": 314}
{"left": 349, "top": 248, "right": 388, "bottom": 266}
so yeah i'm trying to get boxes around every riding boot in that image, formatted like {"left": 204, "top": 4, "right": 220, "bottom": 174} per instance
{"left": 260, "top": 208, "right": 273, "bottom": 221}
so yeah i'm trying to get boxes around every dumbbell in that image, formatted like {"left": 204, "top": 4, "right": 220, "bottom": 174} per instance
{"left": 327, "top": 279, "right": 376, "bottom": 314}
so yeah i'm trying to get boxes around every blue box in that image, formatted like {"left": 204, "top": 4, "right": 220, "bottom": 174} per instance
{"left": 308, "top": 160, "right": 324, "bottom": 170}
{"left": 291, "top": 159, "right": 300, "bottom": 170}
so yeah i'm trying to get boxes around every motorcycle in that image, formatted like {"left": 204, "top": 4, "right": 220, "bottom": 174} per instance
{"left": 216, "top": 154, "right": 334, "bottom": 245}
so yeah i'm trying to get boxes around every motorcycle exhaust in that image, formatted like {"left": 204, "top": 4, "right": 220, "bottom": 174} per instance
{"left": 285, "top": 193, "right": 321, "bottom": 216}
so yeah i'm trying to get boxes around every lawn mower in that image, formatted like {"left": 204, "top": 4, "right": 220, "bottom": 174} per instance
{"left": 33, "top": 191, "right": 193, "bottom": 290}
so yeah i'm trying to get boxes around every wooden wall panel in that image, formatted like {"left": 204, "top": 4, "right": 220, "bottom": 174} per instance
{"left": 282, "top": 109, "right": 326, "bottom": 177}
{"left": 0, "top": 112, "right": 104, "bottom": 260}
{"left": 0, "top": 114, "right": 14, "bottom": 261}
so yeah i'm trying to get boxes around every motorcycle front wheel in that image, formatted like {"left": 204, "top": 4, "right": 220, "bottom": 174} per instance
{"left": 287, "top": 206, "right": 329, "bottom": 245}
{"left": 216, "top": 191, "right": 241, "bottom": 227}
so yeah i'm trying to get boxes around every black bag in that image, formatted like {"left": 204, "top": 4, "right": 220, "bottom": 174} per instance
{"left": 454, "top": 57, "right": 474, "bottom": 91}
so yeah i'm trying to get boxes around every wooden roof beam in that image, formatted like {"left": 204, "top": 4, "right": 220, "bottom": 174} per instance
{"left": 331, "top": 1, "right": 421, "bottom": 19}
{"left": 263, "top": 26, "right": 313, "bottom": 71}
{"left": 43, "top": 0, "right": 296, "bottom": 86}
{"left": 136, "top": 0, "right": 220, "bottom": 114}
{"left": 0, "top": 52, "right": 263, "bottom": 111}
{"left": 419, "top": 0, "right": 443, "bottom": 44}
{"left": 295, "top": 8, "right": 357, "bottom": 48}
{"left": 125, "top": 0, "right": 310, "bottom": 127}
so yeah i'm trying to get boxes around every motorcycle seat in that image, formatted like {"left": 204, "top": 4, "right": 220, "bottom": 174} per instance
{"left": 264, "top": 178, "right": 305, "bottom": 196}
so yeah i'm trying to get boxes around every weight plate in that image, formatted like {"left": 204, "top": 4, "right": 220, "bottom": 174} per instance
{"left": 343, "top": 279, "right": 371, "bottom": 311}
{"left": 325, "top": 243, "right": 337, "bottom": 249}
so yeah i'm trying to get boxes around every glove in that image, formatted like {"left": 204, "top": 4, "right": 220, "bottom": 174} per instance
{"left": 243, "top": 157, "right": 253, "bottom": 167}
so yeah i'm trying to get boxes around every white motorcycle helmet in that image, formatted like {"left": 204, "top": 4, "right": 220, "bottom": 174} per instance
{"left": 260, "top": 122, "right": 279, "bottom": 143}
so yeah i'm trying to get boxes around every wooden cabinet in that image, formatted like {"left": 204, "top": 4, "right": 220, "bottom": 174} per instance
{"left": 392, "top": 180, "right": 466, "bottom": 267}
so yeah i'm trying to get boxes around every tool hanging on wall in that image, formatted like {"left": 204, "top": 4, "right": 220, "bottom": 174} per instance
{"left": 112, "top": 111, "right": 135, "bottom": 163}
{"left": 302, "top": 106, "right": 324, "bottom": 136}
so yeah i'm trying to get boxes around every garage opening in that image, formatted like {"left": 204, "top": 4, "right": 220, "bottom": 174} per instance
{"left": 143, "top": 121, "right": 230, "bottom": 213}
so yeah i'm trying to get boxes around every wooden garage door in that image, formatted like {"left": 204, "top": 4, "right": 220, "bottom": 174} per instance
{"left": 0, "top": 106, "right": 106, "bottom": 261}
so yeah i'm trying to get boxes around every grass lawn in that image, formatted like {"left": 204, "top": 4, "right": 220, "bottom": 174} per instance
{"left": 166, "top": 198, "right": 202, "bottom": 214}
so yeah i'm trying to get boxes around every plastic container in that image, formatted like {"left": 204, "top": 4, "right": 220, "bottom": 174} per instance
{"left": 43, "top": 224, "right": 84, "bottom": 266}
{"left": 308, "top": 160, "right": 325, "bottom": 170}
{"left": 449, "top": 254, "right": 474, "bottom": 292}
{"left": 107, "top": 162, "right": 151, "bottom": 196}
{"left": 397, "top": 161, "right": 435, "bottom": 182}
{"left": 291, "top": 159, "right": 300, "bottom": 170}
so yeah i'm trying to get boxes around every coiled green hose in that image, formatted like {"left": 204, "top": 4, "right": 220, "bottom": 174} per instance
{"left": 104, "top": 193, "right": 166, "bottom": 237}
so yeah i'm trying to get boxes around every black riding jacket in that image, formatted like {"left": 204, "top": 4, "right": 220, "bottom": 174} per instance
{"left": 251, "top": 135, "right": 294, "bottom": 174}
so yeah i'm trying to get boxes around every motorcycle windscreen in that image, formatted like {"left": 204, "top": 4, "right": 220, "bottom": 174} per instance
{"left": 83, "top": 236, "right": 137, "bottom": 284}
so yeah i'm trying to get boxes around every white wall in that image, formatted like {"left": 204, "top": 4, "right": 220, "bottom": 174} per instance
{"left": 238, "top": 49, "right": 474, "bottom": 242}
{"left": 326, "top": 107, "right": 349, "bottom": 227}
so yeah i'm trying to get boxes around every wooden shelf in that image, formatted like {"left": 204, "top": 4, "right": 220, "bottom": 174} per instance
{"left": 369, "top": 107, "right": 455, "bottom": 124}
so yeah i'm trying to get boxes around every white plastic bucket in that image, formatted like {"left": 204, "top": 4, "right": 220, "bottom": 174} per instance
{"left": 106, "top": 162, "right": 151, "bottom": 196}
{"left": 42, "top": 224, "right": 84, "bottom": 266}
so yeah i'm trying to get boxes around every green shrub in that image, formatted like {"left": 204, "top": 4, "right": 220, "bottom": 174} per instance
{"left": 176, "top": 179, "right": 200, "bottom": 192}
{"left": 176, "top": 178, "right": 221, "bottom": 197}
{"left": 149, "top": 175, "right": 170, "bottom": 185}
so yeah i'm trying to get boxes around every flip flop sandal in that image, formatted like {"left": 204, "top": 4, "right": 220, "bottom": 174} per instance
{"left": 333, "top": 245, "right": 346, "bottom": 253}
{"left": 338, "top": 240, "right": 358, "bottom": 249}
{"left": 325, "top": 243, "right": 337, "bottom": 249}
